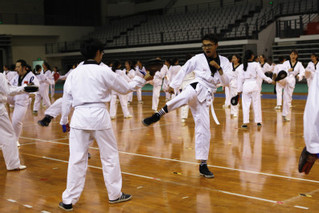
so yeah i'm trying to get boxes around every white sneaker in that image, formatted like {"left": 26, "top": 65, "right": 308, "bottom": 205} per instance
{"left": 17, "top": 141, "right": 20, "bottom": 147}
{"left": 274, "top": 105, "right": 281, "bottom": 110}
{"left": 283, "top": 116, "right": 290, "bottom": 122}
{"left": 181, "top": 118, "right": 186, "bottom": 123}
{"left": 8, "top": 165, "right": 27, "bottom": 171}
{"left": 124, "top": 115, "right": 133, "bottom": 119}
{"left": 110, "top": 116, "right": 116, "bottom": 120}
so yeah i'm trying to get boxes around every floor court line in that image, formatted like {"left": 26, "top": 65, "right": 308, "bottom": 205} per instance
{"left": 20, "top": 152, "right": 308, "bottom": 210}
{"left": 20, "top": 136, "right": 319, "bottom": 184}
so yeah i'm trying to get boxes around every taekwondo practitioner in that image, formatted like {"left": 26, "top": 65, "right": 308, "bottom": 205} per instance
{"left": 273, "top": 56, "right": 287, "bottom": 110}
{"left": 142, "top": 34, "right": 231, "bottom": 178}
{"left": 229, "top": 54, "right": 241, "bottom": 118}
{"left": 7, "top": 60, "right": 39, "bottom": 146}
{"left": 303, "top": 53, "right": 318, "bottom": 90}
{"left": 33, "top": 62, "right": 54, "bottom": 115}
{"left": 237, "top": 50, "right": 273, "bottom": 128}
{"left": 298, "top": 63, "right": 319, "bottom": 174}
{"left": 0, "top": 72, "right": 37, "bottom": 170}
{"left": 58, "top": 39, "right": 152, "bottom": 211}
{"left": 281, "top": 50, "right": 305, "bottom": 121}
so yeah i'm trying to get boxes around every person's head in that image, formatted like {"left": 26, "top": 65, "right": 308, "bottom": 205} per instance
{"left": 35, "top": 64, "right": 42, "bottom": 74}
{"left": 243, "top": 49, "right": 254, "bottom": 71}
{"left": 172, "top": 57, "right": 179, "bottom": 65}
{"left": 278, "top": 56, "right": 286, "bottom": 64}
{"left": 53, "top": 66, "right": 58, "bottom": 72}
{"left": 111, "top": 60, "right": 121, "bottom": 72}
{"left": 164, "top": 58, "right": 172, "bottom": 67}
{"left": 125, "top": 60, "right": 133, "bottom": 70}
{"left": 42, "top": 61, "right": 51, "bottom": 71}
{"left": 16, "top": 59, "right": 27, "bottom": 76}
{"left": 72, "top": 63, "right": 77, "bottom": 69}
{"left": 10, "top": 64, "right": 16, "bottom": 71}
{"left": 80, "top": 39, "right": 104, "bottom": 63}
{"left": 136, "top": 60, "right": 143, "bottom": 68}
{"left": 201, "top": 34, "right": 218, "bottom": 58}
{"left": 259, "top": 54, "right": 266, "bottom": 63}
{"left": 311, "top": 53, "right": 318, "bottom": 63}
{"left": 232, "top": 54, "right": 241, "bottom": 65}
{"left": 290, "top": 49, "right": 298, "bottom": 61}
{"left": 3, "top": 65, "right": 9, "bottom": 71}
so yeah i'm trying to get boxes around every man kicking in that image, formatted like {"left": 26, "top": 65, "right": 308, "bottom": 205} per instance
{"left": 142, "top": 34, "right": 231, "bottom": 178}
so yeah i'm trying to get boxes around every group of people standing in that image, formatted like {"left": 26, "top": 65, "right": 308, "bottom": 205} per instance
{"left": 0, "top": 34, "right": 318, "bottom": 211}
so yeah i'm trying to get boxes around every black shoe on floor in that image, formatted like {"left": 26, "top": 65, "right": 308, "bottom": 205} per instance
{"left": 109, "top": 193, "right": 132, "bottom": 204}
{"left": 142, "top": 113, "right": 161, "bottom": 126}
{"left": 241, "top": 124, "right": 248, "bottom": 129}
{"left": 88, "top": 153, "right": 91, "bottom": 159}
{"left": 257, "top": 123, "right": 262, "bottom": 127}
{"left": 298, "top": 147, "right": 318, "bottom": 174}
{"left": 59, "top": 202, "right": 73, "bottom": 211}
{"left": 38, "top": 115, "right": 53, "bottom": 127}
{"left": 199, "top": 164, "right": 214, "bottom": 178}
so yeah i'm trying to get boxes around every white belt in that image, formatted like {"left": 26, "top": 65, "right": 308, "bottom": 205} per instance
{"left": 75, "top": 103, "right": 106, "bottom": 109}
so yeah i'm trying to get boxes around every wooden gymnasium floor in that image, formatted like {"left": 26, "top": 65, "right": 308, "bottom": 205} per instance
{"left": 0, "top": 92, "right": 318, "bottom": 213}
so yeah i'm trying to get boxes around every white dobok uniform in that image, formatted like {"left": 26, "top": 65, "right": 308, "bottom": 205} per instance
{"left": 304, "top": 65, "right": 319, "bottom": 154}
{"left": 33, "top": 70, "right": 54, "bottom": 111}
{"left": 4, "top": 71, "right": 18, "bottom": 83}
{"left": 257, "top": 62, "right": 274, "bottom": 91}
{"left": 126, "top": 69, "right": 136, "bottom": 102}
{"left": 229, "top": 64, "right": 240, "bottom": 117}
{"left": 180, "top": 71, "right": 195, "bottom": 120}
{"left": 237, "top": 62, "right": 272, "bottom": 124}
{"left": 282, "top": 60, "right": 305, "bottom": 116}
{"left": 0, "top": 73, "right": 25, "bottom": 170}
{"left": 110, "top": 69, "right": 131, "bottom": 118}
{"left": 160, "top": 64, "right": 171, "bottom": 100}
{"left": 169, "top": 53, "right": 231, "bottom": 160}
{"left": 60, "top": 61, "right": 146, "bottom": 205}
{"left": 273, "top": 63, "right": 286, "bottom": 107}
{"left": 8, "top": 72, "right": 39, "bottom": 141}
{"left": 304, "top": 61, "right": 318, "bottom": 89}
{"left": 135, "top": 66, "right": 146, "bottom": 102}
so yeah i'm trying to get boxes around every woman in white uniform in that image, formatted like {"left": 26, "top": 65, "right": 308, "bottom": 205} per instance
{"left": 237, "top": 50, "right": 273, "bottom": 128}
{"left": 230, "top": 54, "right": 241, "bottom": 118}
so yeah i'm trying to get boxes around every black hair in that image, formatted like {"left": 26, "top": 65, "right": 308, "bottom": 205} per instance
{"left": 290, "top": 49, "right": 298, "bottom": 55}
{"left": 232, "top": 54, "right": 242, "bottom": 64}
{"left": 111, "top": 60, "right": 121, "bottom": 72}
{"left": 35, "top": 65, "right": 42, "bottom": 71}
{"left": 164, "top": 58, "right": 172, "bottom": 65}
{"left": 3, "top": 64, "right": 9, "bottom": 69}
{"left": 172, "top": 57, "right": 179, "bottom": 65}
{"left": 259, "top": 54, "right": 267, "bottom": 62}
{"left": 80, "top": 38, "right": 104, "bottom": 60}
{"left": 201, "top": 33, "right": 218, "bottom": 44}
{"left": 10, "top": 64, "right": 16, "bottom": 70}
{"left": 278, "top": 56, "right": 285, "bottom": 63}
{"left": 26, "top": 64, "right": 32, "bottom": 71}
{"left": 125, "top": 60, "right": 134, "bottom": 70}
{"left": 43, "top": 61, "right": 51, "bottom": 70}
{"left": 16, "top": 59, "right": 27, "bottom": 68}
{"left": 243, "top": 50, "right": 254, "bottom": 71}
{"left": 311, "top": 52, "right": 318, "bottom": 60}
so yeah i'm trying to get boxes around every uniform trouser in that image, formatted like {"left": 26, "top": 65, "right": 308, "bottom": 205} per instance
{"left": 45, "top": 98, "right": 62, "bottom": 118}
{"left": 12, "top": 103, "right": 28, "bottom": 141}
{"left": 181, "top": 105, "right": 190, "bottom": 119}
{"left": 165, "top": 92, "right": 171, "bottom": 100}
{"left": 166, "top": 85, "right": 211, "bottom": 160}
{"left": 229, "top": 85, "right": 238, "bottom": 116}
{"left": 136, "top": 88, "right": 142, "bottom": 101}
{"left": 110, "top": 94, "right": 130, "bottom": 117}
{"left": 0, "top": 107, "right": 21, "bottom": 170}
{"left": 257, "top": 77, "right": 263, "bottom": 92}
{"left": 282, "top": 84, "right": 294, "bottom": 117}
{"left": 224, "top": 86, "right": 230, "bottom": 106}
{"left": 152, "top": 84, "right": 161, "bottom": 111}
{"left": 127, "top": 92, "right": 133, "bottom": 102}
{"left": 62, "top": 128, "right": 122, "bottom": 204}
{"left": 50, "top": 84, "right": 55, "bottom": 98}
{"left": 242, "top": 90, "right": 262, "bottom": 124}
{"left": 33, "top": 85, "right": 51, "bottom": 111}
{"left": 276, "top": 82, "right": 284, "bottom": 106}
